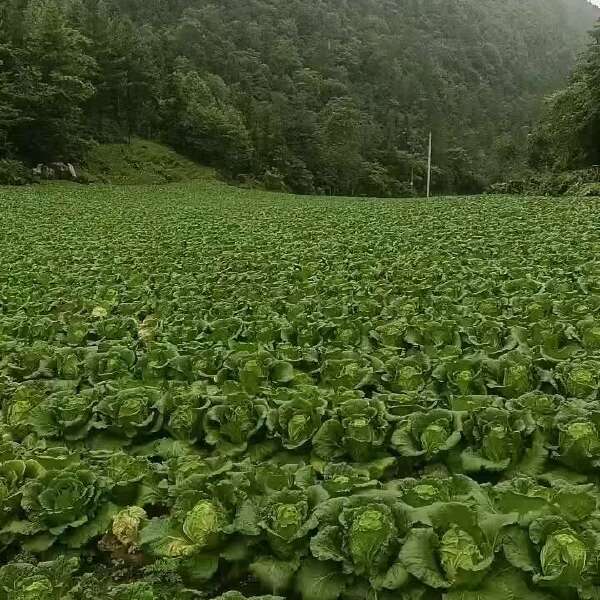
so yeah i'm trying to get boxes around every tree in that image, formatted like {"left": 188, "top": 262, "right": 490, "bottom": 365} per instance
{"left": 316, "top": 97, "right": 365, "bottom": 195}
{"left": 10, "top": 0, "right": 96, "bottom": 161}
{"left": 162, "top": 62, "right": 253, "bottom": 174}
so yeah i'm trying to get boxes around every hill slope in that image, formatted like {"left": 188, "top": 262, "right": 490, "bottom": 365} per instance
{"left": 81, "top": 140, "right": 216, "bottom": 185}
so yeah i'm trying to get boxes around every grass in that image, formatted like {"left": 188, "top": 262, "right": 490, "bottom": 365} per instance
{"left": 79, "top": 139, "right": 217, "bottom": 185}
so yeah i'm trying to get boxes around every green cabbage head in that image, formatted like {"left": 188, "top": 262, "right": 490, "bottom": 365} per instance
{"left": 540, "top": 530, "right": 587, "bottom": 580}
{"left": 582, "top": 324, "right": 600, "bottom": 350}
{"left": 558, "top": 420, "right": 600, "bottom": 468}
{"left": 109, "top": 582, "right": 156, "bottom": 600}
{"left": 391, "top": 409, "right": 460, "bottom": 458}
{"left": 568, "top": 366, "right": 597, "bottom": 398}
{"left": 268, "top": 395, "right": 326, "bottom": 449}
{"left": 482, "top": 424, "right": 509, "bottom": 462}
{"left": 439, "top": 526, "right": 483, "bottom": 582}
{"left": 167, "top": 403, "right": 201, "bottom": 443}
{"left": 504, "top": 363, "right": 531, "bottom": 398}
{"left": 4, "top": 384, "right": 44, "bottom": 439}
{"left": 344, "top": 504, "right": 398, "bottom": 574}
{"left": 396, "top": 365, "right": 424, "bottom": 392}
{"left": 261, "top": 492, "right": 310, "bottom": 541}
{"left": 349, "top": 509, "right": 386, "bottom": 566}
{"left": 98, "top": 387, "right": 164, "bottom": 439}
{"left": 420, "top": 420, "right": 453, "bottom": 455}
{"left": 0, "top": 557, "right": 79, "bottom": 600}
{"left": 182, "top": 500, "right": 225, "bottom": 549}
{"left": 29, "top": 390, "right": 98, "bottom": 441}
{"left": 203, "top": 393, "right": 267, "bottom": 454}
{"left": 18, "top": 577, "right": 53, "bottom": 600}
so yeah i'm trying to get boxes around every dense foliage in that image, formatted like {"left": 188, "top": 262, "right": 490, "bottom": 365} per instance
{"left": 530, "top": 20, "right": 600, "bottom": 172}
{"left": 1, "top": 182, "right": 600, "bottom": 597}
{"left": 0, "top": 0, "right": 598, "bottom": 194}
{"left": 488, "top": 168, "right": 600, "bottom": 198}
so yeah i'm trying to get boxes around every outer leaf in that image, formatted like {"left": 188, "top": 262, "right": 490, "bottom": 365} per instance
{"left": 180, "top": 553, "right": 220, "bottom": 585}
{"left": 310, "top": 525, "right": 345, "bottom": 562}
{"left": 270, "top": 361, "right": 295, "bottom": 383}
{"left": 63, "top": 501, "right": 119, "bottom": 548}
{"left": 372, "top": 561, "right": 410, "bottom": 590}
{"left": 139, "top": 517, "right": 194, "bottom": 558}
{"left": 444, "top": 566, "right": 556, "bottom": 600}
{"left": 294, "top": 559, "right": 347, "bottom": 600}
{"left": 250, "top": 556, "right": 300, "bottom": 594}
{"left": 400, "top": 528, "right": 449, "bottom": 589}
{"left": 502, "top": 526, "right": 539, "bottom": 572}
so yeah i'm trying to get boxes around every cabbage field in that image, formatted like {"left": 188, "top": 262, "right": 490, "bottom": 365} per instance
{"left": 2, "top": 183, "right": 600, "bottom": 600}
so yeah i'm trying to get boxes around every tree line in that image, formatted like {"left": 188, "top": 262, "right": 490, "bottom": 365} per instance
{"left": 0, "top": 0, "right": 598, "bottom": 195}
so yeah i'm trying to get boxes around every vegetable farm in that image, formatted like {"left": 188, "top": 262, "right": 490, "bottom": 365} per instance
{"left": 1, "top": 183, "right": 600, "bottom": 600}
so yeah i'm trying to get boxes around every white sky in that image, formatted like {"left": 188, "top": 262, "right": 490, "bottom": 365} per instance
{"left": 592, "top": 0, "right": 600, "bottom": 6}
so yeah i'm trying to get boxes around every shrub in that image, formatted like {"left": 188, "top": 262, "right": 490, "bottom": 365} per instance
{"left": 0, "top": 159, "right": 34, "bottom": 185}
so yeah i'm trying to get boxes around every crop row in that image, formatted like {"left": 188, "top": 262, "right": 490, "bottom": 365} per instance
{"left": 0, "top": 432, "right": 598, "bottom": 600}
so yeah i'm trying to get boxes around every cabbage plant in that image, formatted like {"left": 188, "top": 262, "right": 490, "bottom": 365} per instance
{"left": 112, "top": 506, "right": 147, "bottom": 549}
{"left": 504, "top": 392, "right": 560, "bottom": 432}
{"left": 203, "top": 390, "right": 268, "bottom": 455}
{"left": 400, "top": 502, "right": 515, "bottom": 589}
{"left": 266, "top": 387, "right": 327, "bottom": 449}
{"left": 0, "top": 557, "right": 79, "bottom": 600}
{"left": 0, "top": 458, "right": 43, "bottom": 529}
{"left": 97, "top": 387, "right": 165, "bottom": 439}
{"left": 391, "top": 409, "right": 461, "bottom": 459}
{"left": 321, "top": 463, "right": 377, "bottom": 497}
{"left": 432, "top": 356, "right": 487, "bottom": 396}
{"left": 374, "top": 391, "right": 439, "bottom": 420}
{"left": 85, "top": 345, "right": 136, "bottom": 383}
{"left": 3, "top": 383, "right": 47, "bottom": 440}
{"left": 164, "top": 383, "right": 210, "bottom": 443}
{"left": 381, "top": 353, "right": 431, "bottom": 393}
{"left": 140, "top": 499, "right": 228, "bottom": 559}
{"left": 19, "top": 466, "right": 115, "bottom": 548}
{"left": 555, "top": 359, "right": 600, "bottom": 399}
{"left": 257, "top": 489, "right": 320, "bottom": 559}
{"left": 492, "top": 477, "right": 596, "bottom": 525}
{"left": 578, "top": 318, "right": 600, "bottom": 351}
{"left": 459, "top": 407, "right": 537, "bottom": 473}
{"left": 485, "top": 351, "right": 535, "bottom": 398}
{"left": 313, "top": 398, "right": 389, "bottom": 462}
{"left": 319, "top": 352, "right": 379, "bottom": 390}
{"left": 310, "top": 495, "right": 409, "bottom": 591}
{"left": 503, "top": 516, "right": 597, "bottom": 592}
{"left": 553, "top": 403, "right": 600, "bottom": 471}
{"left": 28, "top": 390, "right": 99, "bottom": 441}
{"left": 394, "top": 474, "right": 488, "bottom": 509}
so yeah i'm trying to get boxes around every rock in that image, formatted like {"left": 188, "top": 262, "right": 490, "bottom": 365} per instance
{"left": 38, "top": 162, "right": 79, "bottom": 181}
{"left": 43, "top": 166, "right": 56, "bottom": 179}
{"left": 49, "top": 162, "right": 68, "bottom": 178}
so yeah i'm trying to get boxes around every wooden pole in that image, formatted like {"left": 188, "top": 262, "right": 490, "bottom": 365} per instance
{"left": 426, "top": 131, "right": 432, "bottom": 199}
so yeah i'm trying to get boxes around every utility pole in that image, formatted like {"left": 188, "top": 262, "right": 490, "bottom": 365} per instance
{"left": 426, "top": 131, "right": 432, "bottom": 199}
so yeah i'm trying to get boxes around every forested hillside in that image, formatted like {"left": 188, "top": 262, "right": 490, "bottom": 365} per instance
{"left": 531, "top": 18, "right": 600, "bottom": 172}
{"left": 1, "top": 0, "right": 599, "bottom": 195}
